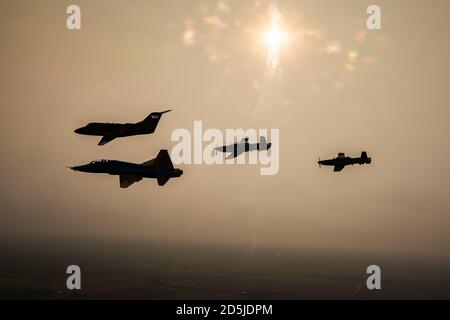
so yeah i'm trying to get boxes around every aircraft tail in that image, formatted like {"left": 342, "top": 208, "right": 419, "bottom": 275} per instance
{"left": 141, "top": 150, "right": 175, "bottom": 186}
{"left": 141, "top": 149, "right": 174, "bottom": 168}
{"left": 155, "top": 149, "right": 174, "bottom": 169}
{"left": 142, "top": 110, "right": 171, "bottom": 132}
{"left": 258, "top": 136, "right": 271, "bottom": 150}
{"left": 361, "top": 151, "right": 371, "bottom": 164}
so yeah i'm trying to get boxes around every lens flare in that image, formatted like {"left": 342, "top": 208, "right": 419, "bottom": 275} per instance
{"left": 264, "top": 24, "right": 289, "bottom": 54}
{"left": 262, "top": 7, "right": 290, "bottom": 70}
{"left": 257, "top": 6, "right": 291, "bottom": 110}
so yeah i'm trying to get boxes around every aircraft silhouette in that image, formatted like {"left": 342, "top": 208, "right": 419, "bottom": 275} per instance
{"left": 70, "top": 149, "right": 182, "bottom": 187}
{"left": 318, "top": 151, "right": 372, "bottom": 172}
{"left": 74, "top": 110, "right": 172, "bottom": 145}
{"left": 215, "top": 137, "right": 272, "bottom": 159}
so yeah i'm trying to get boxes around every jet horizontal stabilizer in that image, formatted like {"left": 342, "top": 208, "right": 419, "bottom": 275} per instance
{"left": 157, "top": 177, "right": 170, "bottom": 186}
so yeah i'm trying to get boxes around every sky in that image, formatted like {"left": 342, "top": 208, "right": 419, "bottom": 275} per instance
{"left": 1, "top": 0, "right": 450, "bottom": 258}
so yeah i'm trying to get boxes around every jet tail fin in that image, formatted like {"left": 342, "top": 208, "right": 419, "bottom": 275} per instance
{"left": 361, "top": 151, "right": 371, "bottom": 164}
{"left": 142, "top": 150, "right": 174, "bottom": 186}
{"left": 141, "top": 150, "right": 174, "bottom": 168}
{"left": 155, "top": 149, "right": 174, "bottom": 169}
{"left": 142, "top": 110, "right": 171, "bottom": 133}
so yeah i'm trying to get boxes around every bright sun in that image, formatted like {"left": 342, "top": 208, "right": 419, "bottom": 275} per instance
{"left": 262, "top": 5, "right": 290, "bottom": 55}
{"left": 264, "top": 25, "right": 289, "bottom": 53}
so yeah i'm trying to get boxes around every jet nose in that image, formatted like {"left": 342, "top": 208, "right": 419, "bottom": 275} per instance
{"left": 70, "top": 164, "right": 89, "bottom": 172}
{"left": 74, "top": 127, "right": 83, "bottom": 134}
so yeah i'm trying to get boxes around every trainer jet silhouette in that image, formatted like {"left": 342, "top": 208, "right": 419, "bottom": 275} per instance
{"left": 70, "top": 149, "right": 182, "bottom": 187}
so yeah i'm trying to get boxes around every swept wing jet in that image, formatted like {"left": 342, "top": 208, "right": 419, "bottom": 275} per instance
{"left": 70, "top": 149, "right": 182, "bottom": 187}
{"left": 215, "top": 137, "right": 272, "bottom": 160}
{"left": 74, "top": 110, "right": 171, "bottom": 145}
{"left": 318, "top": 151, "right": 372, "bottom": 172}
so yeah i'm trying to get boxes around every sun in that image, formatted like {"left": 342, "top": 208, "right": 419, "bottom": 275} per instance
{"left": 264, "top": 25, "right": 289, "bottom": 54}
{"left": 262, "top": 8, "right": 290, "bottom": 56}
{"left": 260, "top": 7, "right": 291, "bottom": 74}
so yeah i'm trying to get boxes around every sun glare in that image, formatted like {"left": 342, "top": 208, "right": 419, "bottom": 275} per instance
{"left": 257, "top": 6, "right": 292, "bottom": 107}
{"left": 264, "top": 25, "right": 289, "bottom": 54}
{"left": 262, "top": 8, "right": 290, "bottom": 56}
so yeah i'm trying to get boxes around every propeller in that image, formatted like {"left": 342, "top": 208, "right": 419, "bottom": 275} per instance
{"left": 318, "top": 157, "right": 321, "bottom": 168}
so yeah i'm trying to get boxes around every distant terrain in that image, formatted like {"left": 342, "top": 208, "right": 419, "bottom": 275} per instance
{"left": 1, "top": 237, "right": 449, "bottom": 299}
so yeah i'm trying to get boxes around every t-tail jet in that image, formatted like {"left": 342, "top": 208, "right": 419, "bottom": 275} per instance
{"left": 70, "top": 149, "right": 183, "bottom": 187}
{"left": 215, "top": 137, "right": 272, "bottom": 159}
{"left": 74, "top": 110, "right": 171, "bottom": 145}
{"left": 318, "top": 151, "right": 372, "bottom": 172}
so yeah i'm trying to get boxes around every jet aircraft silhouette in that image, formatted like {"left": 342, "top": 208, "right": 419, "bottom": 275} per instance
{"left": 70, "top": 149, "right": 182, "bottom": 187}
{"left": 74, "top": 110, "right": 171, "bottom": 145}
{"left": 215, "top": 137, "right": 272, "bottom": 159}
{"left": 318, "top": 151, "right": 372, "bottom": 172}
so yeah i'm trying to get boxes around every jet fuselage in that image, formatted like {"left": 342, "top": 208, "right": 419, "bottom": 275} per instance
{"left": 74, "top": 122, "right": 155, "bottom": 137}
{"left": 218, "top": 142, "right": 272, "bottom": 153}
{"left": 71, "top": 160, "right": 183, "bottom": 179}
{"left": 318, "top": 156, "right": 369, "bottom": 167}
{"left": 318, "top": 152, "right": 371, "bottom": 172}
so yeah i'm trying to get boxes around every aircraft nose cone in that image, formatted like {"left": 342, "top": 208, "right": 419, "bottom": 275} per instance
{"left": 74, "top": 128, "right": 83, "bottom": 134}
{"left": 70, "top": 164, "right": 88, "bottom": 171}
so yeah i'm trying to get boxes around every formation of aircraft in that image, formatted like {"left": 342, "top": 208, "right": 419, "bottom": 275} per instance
{"left": 71, "top": 150, "right": 183, "bottom": 187}
{"left": 74, "top": 110, "right": 171, "bottom": 145}
{"left": 318, "top": 152, "right": 372, "bottom": 172}
{"left": 71, "top": 109, "right": 372, "bottom": 188}
{"left": 215, "top": 137, "right": 272, "bottom": 159}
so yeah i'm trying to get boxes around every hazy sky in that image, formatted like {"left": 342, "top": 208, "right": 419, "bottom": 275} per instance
{"left": 1, "top": 0, "right": 449, "bottom": 257}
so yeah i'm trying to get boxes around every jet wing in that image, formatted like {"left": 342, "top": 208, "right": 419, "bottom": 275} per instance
{"left": 225, "top": 148, "right": 245, "bottom": 159}
{"left": 333, "top": 164, "right": 345, "bottom": 172}
{"left": 98, "top": 135, "right": 116, "bottom": 146}
{"left": 119, "top": 174, "right": 143, "bottom": 188}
